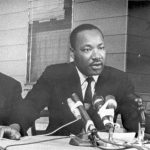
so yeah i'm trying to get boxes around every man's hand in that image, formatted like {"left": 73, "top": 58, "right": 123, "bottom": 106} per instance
{"left": 0, "top": 124, "right": 21, "bottom": 140}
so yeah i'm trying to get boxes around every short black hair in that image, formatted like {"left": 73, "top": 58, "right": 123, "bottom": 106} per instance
{"left": 70, "top": 24, "right": 104, "bottom": 49}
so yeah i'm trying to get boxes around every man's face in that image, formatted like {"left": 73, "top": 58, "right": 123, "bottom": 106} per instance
{"left": 73, "top": 29, "right": 106, "bottom": 76}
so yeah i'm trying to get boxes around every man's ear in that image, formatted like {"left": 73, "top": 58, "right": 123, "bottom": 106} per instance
{"left": 70, "top": 47, "right": 75, "bottom": 61}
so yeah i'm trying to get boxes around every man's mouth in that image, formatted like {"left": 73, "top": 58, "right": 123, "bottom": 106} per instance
{"left": 90, "top": 62, "right": 103, "bottom": 69}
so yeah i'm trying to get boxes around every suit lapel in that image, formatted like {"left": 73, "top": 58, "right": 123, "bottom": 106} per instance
{"left": 95, "top": 66, "right": 110, "bottom": 96}
{"left": 66, "top": 62, "right": 83, "bottom": 101}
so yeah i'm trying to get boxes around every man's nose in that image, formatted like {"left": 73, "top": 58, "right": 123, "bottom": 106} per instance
{"left": 92, "top": 48, "right": 102, "bottom": 59}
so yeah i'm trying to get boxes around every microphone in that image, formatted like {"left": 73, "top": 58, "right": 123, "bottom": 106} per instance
{"left": 71, "top": 93, "right": 96, "bottom": 133}
{"left": 92, "top": 94, "right": 109, "bottom": 127}
{"left": 93, "top": 94, "right": 105, "bottom": 111}
{"left": 126, "top": 93, "right": 141, "bottom": 106}
{"left": 93, "top": 95, "right": 117, "bottom": 131}
{"left": 70, "top": 93, "right": 100, "bottom": 146}
{"left": 67, "top": 98, "right": 81, "bottom": 120}
{"left": 127, "top": 93, "right": 145, "bottom": 126}
{"left": 93, "top": 94, "right": 117, "bottom": 142}
{"left": 127, "top": 93, "right": 145, "bottom": 143}
{"left": 93, "top": 95, "right": 110, "bottom": 128}
{"left": 104, "top": 95, "right": 117, "bottom": 130}
{"left": 103, "top": 95, "right": 117, "bottom": 141}
{"left": 105, "top": 95, "right": 117, "bottom": 109}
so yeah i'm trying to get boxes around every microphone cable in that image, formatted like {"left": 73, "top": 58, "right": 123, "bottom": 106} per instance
{"left": 72, "top": 130, "right": 150, "bottom": 150}
{"left": 3, "top": 118, "right": 80, "bottom": 150}
{"left": 44, "top": 118, "right": 80, "bottom": 136}
{"left": 69, "top": 130, "right": 150, "bottom": 150}
{"left": 3, "top": 136, "right": 70, "bottom": 150}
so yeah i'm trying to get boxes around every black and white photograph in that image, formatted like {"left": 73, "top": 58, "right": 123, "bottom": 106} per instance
{"left": 0, "top": 0, "right": 150, "bottom": 149}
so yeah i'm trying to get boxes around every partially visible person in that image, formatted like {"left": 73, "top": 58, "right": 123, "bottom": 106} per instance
{"left": 0, "top": 72, "right": 22, "bottom": 139}
{"left": 0, "top": 23, "right": 143, "bottom": 139}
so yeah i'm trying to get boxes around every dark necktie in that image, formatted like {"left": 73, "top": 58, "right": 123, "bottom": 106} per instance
{"left": 84, "top": 77, "right": 93, "bottom": 104}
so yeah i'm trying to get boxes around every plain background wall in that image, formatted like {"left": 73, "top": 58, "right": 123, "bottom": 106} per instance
{"left": 127, "top": 2, "right": 150, "bottom": 93}
{"left": 0, "top": 0, "right": 28, "bottom": 90}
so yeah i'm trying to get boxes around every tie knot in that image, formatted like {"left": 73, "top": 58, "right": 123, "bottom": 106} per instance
{"left": 86, "top": 77, "right": 93, "bottom": 84}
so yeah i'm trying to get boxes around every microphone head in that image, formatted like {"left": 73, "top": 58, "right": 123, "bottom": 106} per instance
{"left": 93, "top": 95, "right": 104, "bottom": 111}
{"left": 105, "top": 95, "right": 117, "bottom": 109}
{"left": 72, "top": 93, "right": 81, "bottom": 102}
{"left": 127, "top": 93, "right": 143, "bottom": 106}
{"left": 67, "top": 98, "right": 81, "bottom": 119}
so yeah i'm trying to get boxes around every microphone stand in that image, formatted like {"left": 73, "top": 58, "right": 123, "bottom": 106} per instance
{"left": 126, "top": 94, "right": 147, "bottom": 145}
{"left": 108, "top": 125, "right": 114, "bottom": 142}
{"left": 103, "top": 122, "right": 115, "bottom": 148}
{"left": 135, "top": 98, "right": 146, "bottom": 145}
{"left": 88, "top": 128, "right": 99, "bottom": 146}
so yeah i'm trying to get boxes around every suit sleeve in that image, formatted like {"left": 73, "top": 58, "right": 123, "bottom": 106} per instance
{"left": 10, "top": 67, "right": 52, "bottom": 135}
{"left": 118, "top": 75, "right": 139, "bottom": 133}
{"left": 11, "top": 81, "right": 22, "bottom": 104}
{"left": 4, "top": 81, "right": 22, "bottom": 125}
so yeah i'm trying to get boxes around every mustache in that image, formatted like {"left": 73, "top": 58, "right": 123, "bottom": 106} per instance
{"left": 91, "top": 58, "right": 104, "bottom": 64}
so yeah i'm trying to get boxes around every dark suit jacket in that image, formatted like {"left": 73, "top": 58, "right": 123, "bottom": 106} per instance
{"left": 11, "top": 62, "right": 139, "bottom": 135}
{"left": 0, "top": 72, "right": 22, "bottom": 125}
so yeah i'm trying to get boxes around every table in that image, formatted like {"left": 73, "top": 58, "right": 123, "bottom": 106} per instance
{"left": 0, "top": 135, "right": 97, "bottom": 150}
{"left": 0, "top": 134, "right": 150, "bottom": 150}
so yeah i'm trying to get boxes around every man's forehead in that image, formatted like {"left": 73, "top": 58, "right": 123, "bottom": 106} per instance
{"left": 76, "top": 29, "right": 103, "bottom": 39}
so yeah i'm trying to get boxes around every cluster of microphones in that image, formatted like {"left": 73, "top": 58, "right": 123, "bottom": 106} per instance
{"left": 67, "top": 93, "right": 146, "bottom": 146}
{"left": 67, "top": 93, "right": 118, "bottom": 144}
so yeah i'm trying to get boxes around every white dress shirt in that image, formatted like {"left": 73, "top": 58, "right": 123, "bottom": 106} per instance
{"left": 76, "top": 67, "right": 99, "bottom": 101}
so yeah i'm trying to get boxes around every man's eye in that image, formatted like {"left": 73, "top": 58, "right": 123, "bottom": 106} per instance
{"left": 82, "top": 48, "right": 91, "bottom": 52}
{"left": 98, "top": 46, "right": 104, "bottom": 50}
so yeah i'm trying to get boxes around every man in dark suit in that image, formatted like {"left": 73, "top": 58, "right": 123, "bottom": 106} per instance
{"left": 0, "top": 72, "right": 22, "bottom": 139}
{"left": 1, "top": 24, "right": 141, "bottom": 139}
{"left": 0, "top": 72, "right": 22, "bottom": 124}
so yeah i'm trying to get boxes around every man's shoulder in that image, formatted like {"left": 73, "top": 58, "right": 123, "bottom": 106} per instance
{"left": 47, "top": 62, "right": 72, "bottom": 70}
{"left": 42, "top": 62, "right": 75, "bottom": 79}
{"left": 0, "top": 72, "right": 20, "bottom": 87}
{"left": 104, "top": 66, "right": 127, "bottom": 78}
{"left": 0, "top": 72, "right": 19, "bottom": 83}
{"left": 105, "top": 66, "right": 125, "bottom": 73}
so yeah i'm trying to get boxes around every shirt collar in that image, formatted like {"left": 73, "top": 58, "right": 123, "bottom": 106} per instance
{"left": 75, "top": 67, "right": 99, "bottom": 85}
